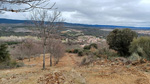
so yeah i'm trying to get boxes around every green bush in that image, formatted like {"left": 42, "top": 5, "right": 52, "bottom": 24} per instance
{"left": 6, "top": 41, "right": 20, "bottom": 45}
{"left": 128, "top": 53, "right": 141, "bottom": 62}
{"left": 7, "top": 60, "right": 17, "bottom": 68}
{"left": 83, "top": 43, "right": 98, "bottom": 50}
{"left": 66, "top": 49, "right": 73, "bottom": 53}
{"left": 66, "top": 49, "right": 79, "bottom": 53}
{"left": 73, "top": 49, "right": 79, "bottom": 53}
{"left": 98, "top": 48, "right": 118, "bottom": 59}
{"left": 90, "top": 43, "right": 98, "bottom": 49}
{"left": 107, "top": 28, "right": 137, "bottom": 56}
{"left": 83, "top": 45, "right": 91, "bottom": 50}
{"left": 0, "top": 44, "right": 10, "bottom": 63}
{"left": 0, "top": 60, "right": 24, "bottom": 69}
{"left": 130, "top": 36, "right": 150, "bottom": 60}
{"left": 78, "top": 51, "right": 84, "bottom": 56}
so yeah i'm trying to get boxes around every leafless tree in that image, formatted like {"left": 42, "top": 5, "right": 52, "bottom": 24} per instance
{"left": 23, "top": 39, "right": 35, "bottom": 62}
{"left": 32, "top": 40, "right": 43, "bottom": 59}
{"left": 47, "top": 38, "right": 65, "bottom": 66}
{"left": 10, "top": 38, "right": 43, "bottom": 61}
{"left": 10, "top": 43, "right": 25, "bottom": 62}
{"left": 0, "top": 0, "right": 55, "bottom": 13}
{"left": 30, "top": 9, "right": 63, "bottom": 69}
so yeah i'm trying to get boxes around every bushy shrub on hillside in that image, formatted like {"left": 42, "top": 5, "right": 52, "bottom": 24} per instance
{"left": 0, "top": 43, "right": 24, "bottom": 69}
{"left": 83, "top": 43, "right": 98, "bottom": 50}
{"left": 83, "top": 45, "right": 91, "bottom": 50}
{"left": 128, "top": 53, "right": 142, "bottom": 62}
{"left": 66, "top": 49, "right": 79, "bottom": 53}
{"left": 0, "top": 60, "right": 24, "bottom": 69}
{"left": 130, "top": 36, "right": 150, "bottom": 60}
{"left": 73, "top": 49, "right": 79, "bottom": 53}
{"left": 96, "top": 46, "right": 118, "bottom": 60}
{"left": 107, "top": 28, "right": 137, "bottom": 56}
{"left": 90, "top": 43, "right": 98, "bottom": 49}
{"left": 0, "top": 44, "right": 10, "bottom": 63}
{"left": 78, "top": 51, "right": 84, "bottom": 56}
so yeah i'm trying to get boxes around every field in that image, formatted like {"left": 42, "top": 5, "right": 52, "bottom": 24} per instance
{"left": 1, "top": 53, "right": 150, "bottom": 84}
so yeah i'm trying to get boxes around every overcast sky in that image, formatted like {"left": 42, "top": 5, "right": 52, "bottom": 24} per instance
{"left": 1, "top": 0, "right": 150, "bottom": 27}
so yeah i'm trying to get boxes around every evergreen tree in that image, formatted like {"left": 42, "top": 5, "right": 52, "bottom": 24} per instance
{"left": 107, "top": 28, "right": 137, "bottom": 56}
{"left": 0, "top": 44, "right": 10, "bottom": 63}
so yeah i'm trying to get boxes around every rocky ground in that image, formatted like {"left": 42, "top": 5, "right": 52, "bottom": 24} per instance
{"left": 0, "top": 53, "right": 150, "bottom": 84}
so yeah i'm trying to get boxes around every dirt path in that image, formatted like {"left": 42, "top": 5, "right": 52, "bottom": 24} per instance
{"left": 1, "top": 53, "right": 150, "bottom": 84}
{"left": 0, "top": 53, "right": 85, "bottom": 84}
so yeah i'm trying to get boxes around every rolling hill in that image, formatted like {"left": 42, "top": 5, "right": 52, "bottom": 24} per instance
{"left": 0, "top": 18, "right": 150, "bottom": 30}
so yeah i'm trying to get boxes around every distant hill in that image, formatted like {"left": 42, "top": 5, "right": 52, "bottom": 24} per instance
{"left": 0, "top": 18, "right": 150, "bottom": 30}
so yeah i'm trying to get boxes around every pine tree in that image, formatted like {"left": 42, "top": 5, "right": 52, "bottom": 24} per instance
{"left": 0, "top": 44, "right": 10, "bottom": 63}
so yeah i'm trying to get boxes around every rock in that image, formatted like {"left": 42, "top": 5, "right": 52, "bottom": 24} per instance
{"left": 1, "top": 78, "right": 6, "bottom": 82}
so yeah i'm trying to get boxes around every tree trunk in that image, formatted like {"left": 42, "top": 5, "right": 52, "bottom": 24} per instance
{"left": 43, "top": 45, "right": 46, "bottom": 70}
{"left": 50, "top": 54, "right": 52, "bottom": 66}
{"left": 34, "top": 55, "right": 36, "bottom": 60}
{"left": 29, "top": 55, "right": 30, "bottom": 62}
{"left": 55, "top": 58, "right": 59, "bottom": 65}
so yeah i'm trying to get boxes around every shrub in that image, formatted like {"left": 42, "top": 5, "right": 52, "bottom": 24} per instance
{"left": 130, "top": 36, "right": 150, "bottom": 60}
{"left": 107, "top": 28, "right": 137, "bottom": 56}
{"left": 90, "top": 43, "right": 98, "bottom": 49}
{"left": 73, "top": 49, "right": 79, "bottom": 53}
{"left": 83, "top": 50, "right": 91, "bottom": 55}
{"left": 66, "top": 49, "right": 79, "bottom": 53}
{"left": 98, "top": 48, "right": 118, "bottom": 59}
{"left": 7, "top": 60, "right": 17, "bottom": 68}
{"left": 66, "top": 49, "right": 73, "bottom": 53}
{"left": 0, "top": 44, "right": 10, "bottom": 63}
{"left": 6, "top": 41, "right": 20, "bottom": 45}
{"left": 83, "top": 45, "right": 90, "bottom": 50}
{"left": 83, "top": 43, "right": 98, "bottom": 50}
{"left": 80, "top": 58, "right": 86, "bottom": 66}
{"left": 0, "top": 60, "right": 24, "bottom": 69}
{"left": 16, "top": 56, "right": 24, "bottom": 60}
{"left": 78, "top": 51, "right": 84, "bottom": 56}
{"left": 128, "top": 53, "right": 141, "bottom": 62}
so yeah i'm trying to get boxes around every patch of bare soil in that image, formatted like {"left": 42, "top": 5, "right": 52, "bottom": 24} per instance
{"left": 0, "top": 53, "right": 150, "bottom": 84}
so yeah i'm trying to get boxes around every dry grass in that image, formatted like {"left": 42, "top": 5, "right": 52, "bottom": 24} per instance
{"left": 0, "top": 53, "right": 150, "bottom": 84}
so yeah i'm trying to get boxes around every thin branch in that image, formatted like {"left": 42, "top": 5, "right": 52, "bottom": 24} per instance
{"left": 0, "top": 0, "right": 56, "bottom": 12}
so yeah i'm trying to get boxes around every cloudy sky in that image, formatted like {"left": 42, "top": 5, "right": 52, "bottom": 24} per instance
{"left": 1, "top": 0, "right": 150, "bottom": 27}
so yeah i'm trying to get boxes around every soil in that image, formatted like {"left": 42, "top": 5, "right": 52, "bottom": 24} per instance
{"left": 0, "top": 53, "right": 150, "bottom": 84}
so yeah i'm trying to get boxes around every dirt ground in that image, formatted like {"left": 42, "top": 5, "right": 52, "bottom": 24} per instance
{"left": 0, "top": 53, "right": 150, "bottom": 84}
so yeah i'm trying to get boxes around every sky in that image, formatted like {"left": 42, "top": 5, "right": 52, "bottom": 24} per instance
{"left": 1, "top": 0, "right": 150, "bottom": 27}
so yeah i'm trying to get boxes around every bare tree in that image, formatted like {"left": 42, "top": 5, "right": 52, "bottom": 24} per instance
{"left": 32, "top": 40, "right": 43, "bottom": 59}
{"left": 47, "top": 38, "right": 65, "bottom": 66}
{"left": 10, "top": 43, "right": 25, "bottom": 62}
{"left": 10, "top": 38, "right": 43, "bottom": 62}
{"left": 30, "top": 9, "right": 63, "bottom": 69}
{"left": 0, "top": 0, "right": 55, "bottom": 13}
{"left": 23, "top": 39, "right": 34, "bottom": 62}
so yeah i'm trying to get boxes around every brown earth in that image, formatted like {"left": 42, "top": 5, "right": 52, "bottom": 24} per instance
{"left": 0, "top": 53, "right": 150, "bottom": 84}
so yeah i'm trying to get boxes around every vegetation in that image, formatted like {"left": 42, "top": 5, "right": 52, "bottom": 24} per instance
{"left": 0, "top": 44, "right": 24, "bottom": 69}
{"left": 71, "top": 27, "right": 110, "bottom": 37}
{"left": 47, "top": 39, "right": 65, "bottom": 66}
{"left": 130, "top": 36, "right": 150, "bottom": 60}
{"left": 30, "top": 9, "right": 63, "bottom": 70}
{"left": 107, "top": 28, "right": 137, "bottom": 56}
{"left": 78, "top": 51, "right": 84, "bottom": 56}
{"left": 83, "top": 43, "right": 98, "bottom": 50}
{"left": 0, "top": 44, "right": 10, "bottom": 63}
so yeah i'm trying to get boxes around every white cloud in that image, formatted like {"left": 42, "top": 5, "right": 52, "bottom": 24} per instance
{"left": 1, "top": 0, "right": 150, "bottom": 27}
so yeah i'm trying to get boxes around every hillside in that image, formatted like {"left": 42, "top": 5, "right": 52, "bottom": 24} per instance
{"left": 1, "top": 53, "right": 150, "bottom": 84}
{"left": 0, "top": 18, "right": 150, "bottom": 30}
